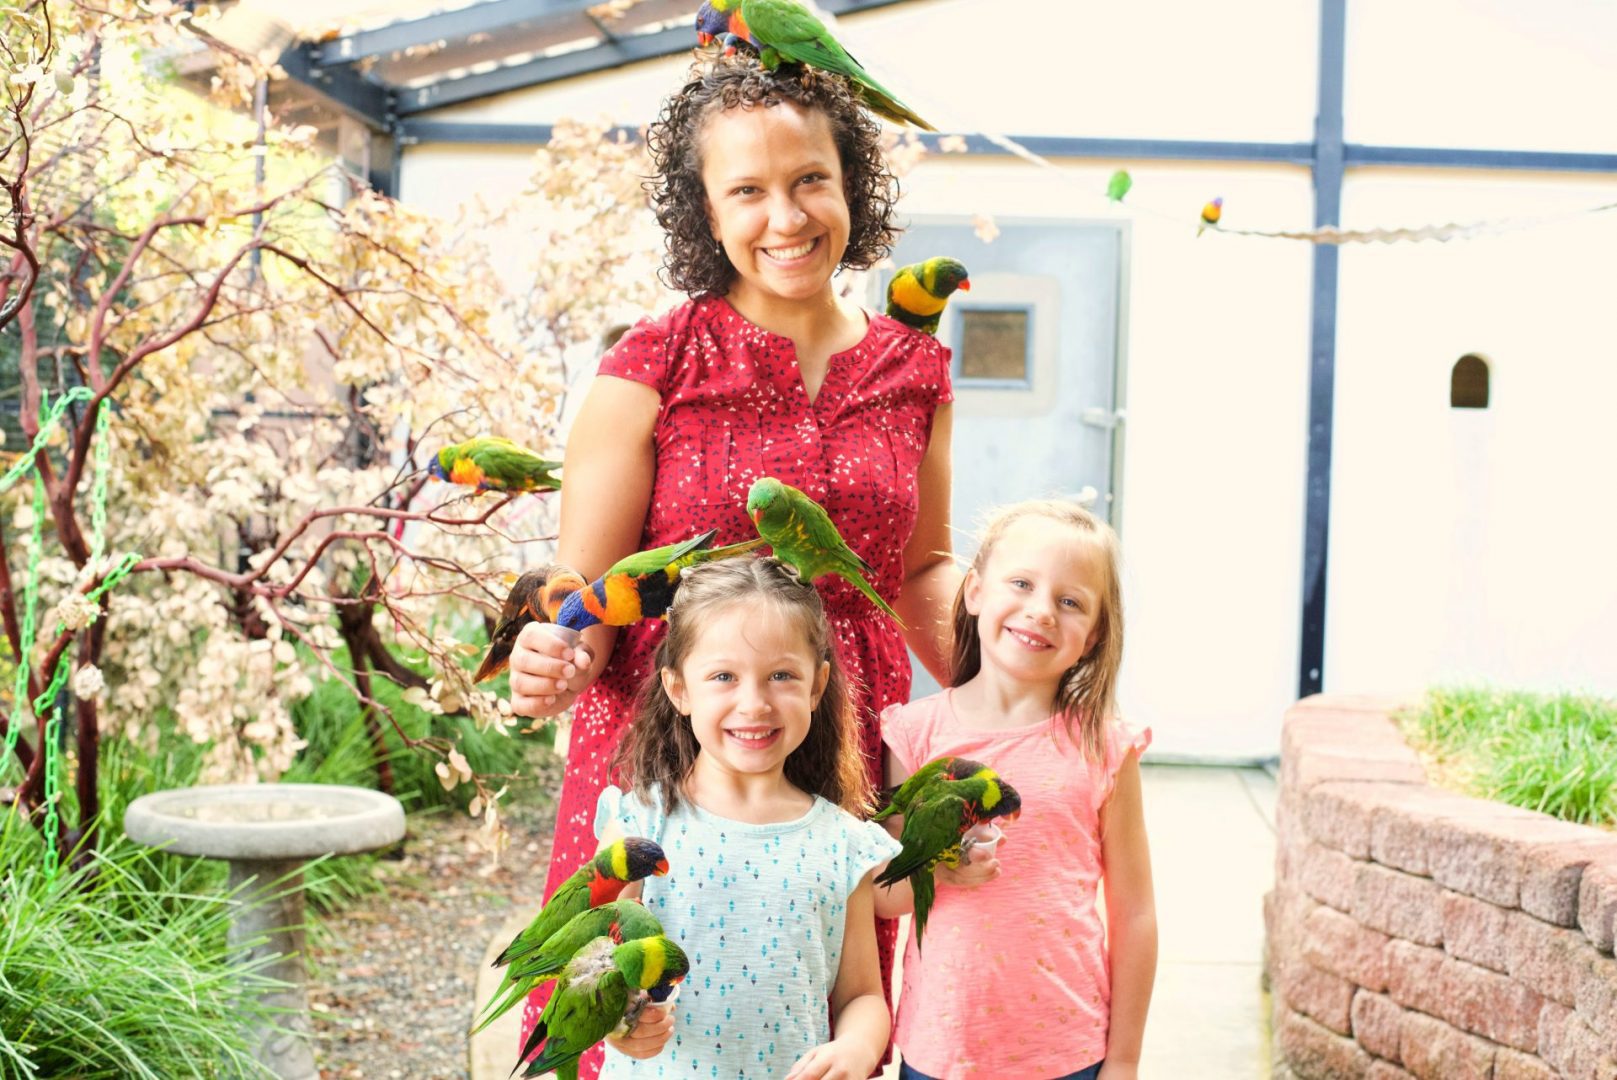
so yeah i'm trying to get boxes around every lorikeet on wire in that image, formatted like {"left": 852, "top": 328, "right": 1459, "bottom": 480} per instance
{"left": 473, "top": 565, "right": 588, "bottom": 683}
{"left": 745, "top": 476, "right": 905, "bottom": 628}
{"left": 871, "top": 756, "right": 998, "bottom": 822}
{"left": 492, "top": 838, "right": 668, "bottom": 981}
{"left": 885, "top": 257, "right": 970, "bottom": 336}
{"left": 554, "top": 530, "right": 766, "bottom": 631}
{"left": 474, "top": 899, "right": 663, "bottom": 1036}
{"left": 1106, "top": 169, "right": 1133, "bottom": 203}
{"left": 519, "top": 935, "right": 689, "bottom": 1080}
{"left": 875, "top": 774, "right": 1021, "bottom": 950}
{"left": 707, "top": 0, "right": 935, "bottom": 130}
{"left": 429, "top": 436, "right": 562, "bottom": 494}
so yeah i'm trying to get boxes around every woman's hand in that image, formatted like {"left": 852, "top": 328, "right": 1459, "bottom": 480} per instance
{"left": 604, "top": 1004, "right": 675, "bottom": 1060}
{"left": 507, "top": 622, "right": 595, "bottom": 718}
{"left": 783, "top": 1037, "right": 880, "bottom": 1080}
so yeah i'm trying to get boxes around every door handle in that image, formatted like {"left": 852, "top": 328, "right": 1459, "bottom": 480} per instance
{"left": 1081, "top": 407, "right": 1125, "bottom": 430}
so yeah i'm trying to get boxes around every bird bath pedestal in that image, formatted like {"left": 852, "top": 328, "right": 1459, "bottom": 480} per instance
{"left": 124, "top": 783, "right": 405, "bottom": 1079}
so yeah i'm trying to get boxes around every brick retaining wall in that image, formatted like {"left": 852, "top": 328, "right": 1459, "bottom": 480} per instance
{"left": 1269, "top": 694, "right": 1617, "bottom": 1080}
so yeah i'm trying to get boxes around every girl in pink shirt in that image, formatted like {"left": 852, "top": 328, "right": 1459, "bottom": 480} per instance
{"left": 874, "top": 500, "right": 1156, "bottom": 1080}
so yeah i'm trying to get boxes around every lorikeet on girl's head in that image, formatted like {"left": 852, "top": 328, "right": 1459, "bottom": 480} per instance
{"left": 747, "top": 476, "right": 904, "bottom": 627}
{"left": 554, "top": 530, "right": 766, "bottom": 631}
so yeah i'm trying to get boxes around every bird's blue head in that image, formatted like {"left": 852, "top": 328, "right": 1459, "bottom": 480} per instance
{"left": 694, "top": 2, "right": 728, "bottom": 45}
{"left": 426, "top": 451, "right": 450, "bottom": 481}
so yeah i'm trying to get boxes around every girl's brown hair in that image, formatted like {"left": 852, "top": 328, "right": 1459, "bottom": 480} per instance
{"left": 644, "top": 54, "right": 900, "bottom": 296}
{"left": 614, "top": 557, "right": 871, "bottom": 814}
{"left": 949, "top": 500, "right": 1125, "bottom": 762}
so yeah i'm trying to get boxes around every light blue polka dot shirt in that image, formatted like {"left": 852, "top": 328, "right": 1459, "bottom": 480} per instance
{"left": 594, "top": 784, "right": 900, "bottom": 1079}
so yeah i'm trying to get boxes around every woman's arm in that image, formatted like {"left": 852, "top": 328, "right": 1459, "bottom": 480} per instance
{"left": 509, "top": 375, "right": 659, "bottom": 718}
{"left": 1098, "top": 752, "right": 1157, "bottom": 1079}
{"left": 895, "top": 403, "right": 960, "bottom": 684}
{"left": 785, "top": 873, "right": 889, "bottom": 1080}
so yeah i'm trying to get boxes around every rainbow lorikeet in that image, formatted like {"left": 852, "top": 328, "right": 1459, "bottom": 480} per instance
{"left": 475, "top": 899, "right": 664, "bottom": 1036}
{"left": 473, "top": 565, "right": 588, "bottom": 683}
{"left": 429, "top": 436, "right": 562, "bottom": 494}
{"left": 520, "top": 934, "right": 690, "bottom": 1080}
{"left": 871, "top": 756, "right": 998, "bottom": 822}
{"left": 885, "top": 257, "right": 970, "bottom": 336}
{"left": 492, "top": 838, "right": 668, "bottom": 982}
{"left": 745, "top": 476, "right": 904, "bottom": 628}
{"left": 554, "top": 530, "right": 766, "bottom": 631}
{"left": 875, "top": 773, "right": 1021, "bottom": 951}
{"left": 707, "top": 0, "right": 935, "bottom": 130}
{"left": 1198, "top": 196, "right": 1223, "bottom": 236}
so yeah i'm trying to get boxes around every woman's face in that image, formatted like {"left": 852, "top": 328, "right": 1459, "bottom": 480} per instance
{"left": 700, "top": 101, "right": 851, "bottom": 309}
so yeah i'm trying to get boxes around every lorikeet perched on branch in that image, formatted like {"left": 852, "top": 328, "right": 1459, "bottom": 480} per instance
{"left": 553, "top": 530, "right": 766, "bottom": 631}
{"left": 429, "top": 436, "right": 562, "bottom": 494}
{"left": 491, "top": 838, "right": 668, "bottom": 985}
{"left": 473, "top": 565, "right": 588, "bottom": 683}
{"left": 706, "top": 0, "right": 935, "bottom": 130}
{"left": 745, "top": 476, "right": 904, "bottom": 628}
{"left": 875, "top": 772, "right": 1021, "bottom": 950}
{"left": 474, "top": 899, "right": 664, "bottom": 1036}
{"left": 519, "top": 934, "right": 689, "bottom": 1080}
{"left": 885, "top": 257, "right": 970, "bottom": 336}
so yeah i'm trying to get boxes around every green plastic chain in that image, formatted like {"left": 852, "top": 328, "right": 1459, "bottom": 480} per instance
{"left": 1, "top": 388, "right": 141, "bottom": 879}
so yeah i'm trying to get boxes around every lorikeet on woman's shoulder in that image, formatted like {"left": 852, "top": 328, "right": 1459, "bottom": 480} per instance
{"left": 885, "top": 257, "right": 970, "bottom": 336}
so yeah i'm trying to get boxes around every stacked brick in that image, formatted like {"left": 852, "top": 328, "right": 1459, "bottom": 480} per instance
{"left": 1269, "top": 695, "right": 1617, "bottom": 1080}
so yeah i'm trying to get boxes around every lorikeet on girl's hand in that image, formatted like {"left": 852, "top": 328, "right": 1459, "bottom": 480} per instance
{"left": 554, "top": 530, "right": 766, "bottom": 631}
{"left": 885, "top": 257, "right": 970, "bottom": 336}
{"left": 475, "top": 899, "right": 664, "bottom": 1035}
{"left": 708, "top": 0, "right": 935, "bottom": 130}
{"left": 492, "top": 838, "right": 668, "bottom": 978}
{"left": 876, "top": 775, "right": 1021, "bottom": 950}
{"left": 871, "top": 756, "right": 998, "bottom": 822}
{"left": 473, "top": 565, "right": 588, "bottom": 682}
{"left": 429, "top": 436, "right": 562, "bottom": 493}
{"left": 746, "top": 476, "right": 905, "bottom": 628}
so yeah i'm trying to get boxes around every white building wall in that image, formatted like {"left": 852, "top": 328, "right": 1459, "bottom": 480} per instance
{"left": 397, "top": 0, "right": 1617, "bottom": 759}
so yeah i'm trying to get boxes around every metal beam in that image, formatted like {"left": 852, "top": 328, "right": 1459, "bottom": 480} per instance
{"left": 395, "top": 120, "right": 644, "bottom": 144}
{"left": 1346, "top": 144, "right": 1617, "bottom": 172}
{"left": 278, "top": 44, "right": 393, "bottom": 130}
{"left": 1299, "top": 0, "right": 1346, "bottom": 699}
{"left": 312, "top": 0, "right": 593, "bottom": 67}
{"left": 919, "top": 134, "right": 1315, "bottom": 165}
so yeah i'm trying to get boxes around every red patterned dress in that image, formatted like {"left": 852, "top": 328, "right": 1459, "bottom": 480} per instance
{"left": 521, "top": 294, "right": 953, "bottom": 1075}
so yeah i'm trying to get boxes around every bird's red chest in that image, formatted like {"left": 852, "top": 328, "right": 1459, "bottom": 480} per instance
{"left": 728, "top": 9, "right": 751, "bottom": 41}
{"left": 588, "top": 871, "right": 628, "bottom": 907}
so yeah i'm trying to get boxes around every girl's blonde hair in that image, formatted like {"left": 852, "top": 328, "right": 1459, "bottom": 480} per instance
{"left": 950, "top": 500, "right": 1125, "bottom": 761}
{"left": 614, "top": 557, "right": 870, "bottom": 814}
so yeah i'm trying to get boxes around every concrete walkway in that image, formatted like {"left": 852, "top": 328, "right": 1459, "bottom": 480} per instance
{"left": 471, "top": 764, "right": 1277, "bottom": 1079}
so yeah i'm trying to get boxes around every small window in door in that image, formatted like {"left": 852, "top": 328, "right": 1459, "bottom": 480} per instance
{"left": 955, "top": 306, "right": 1033, "bottom": 388}
{"left": 1451, "top": 354, "right": 1489, "bottom": 409}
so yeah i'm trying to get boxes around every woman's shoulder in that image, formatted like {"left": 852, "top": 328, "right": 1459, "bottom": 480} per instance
{"left": 868, "top": 312, "right": 951, "bottom": 361}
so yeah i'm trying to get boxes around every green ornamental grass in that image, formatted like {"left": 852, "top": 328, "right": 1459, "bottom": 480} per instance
{"left": 1397, "top": 686, "right": 1617, "bottom": 826}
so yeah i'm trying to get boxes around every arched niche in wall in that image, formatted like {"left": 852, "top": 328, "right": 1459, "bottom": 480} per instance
{"left": 1451, "top": 353, "right": 1490, "bottom": 409}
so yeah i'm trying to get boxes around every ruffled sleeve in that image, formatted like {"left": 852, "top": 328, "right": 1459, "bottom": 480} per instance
{"left": 843, "top": 815, "right": 904, "bottom": 896}
{"left": 593, "top": 783, "right": 662, "bottom": 845}
{"left": 596, "top": 314, "right": 671, "bottom": 393}
{"left": 878, "top": 701, "right": 920, "bottom": 776}
{"left": 1094, "top": 720, "right": 1153, "bottom": 810}
{"left": 926, "top": 335, "right": 955, "bottom": 407}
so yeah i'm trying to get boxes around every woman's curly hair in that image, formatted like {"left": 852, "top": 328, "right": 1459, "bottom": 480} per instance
{"left": 645, "top": 55, "right": 900, "bottom": 296}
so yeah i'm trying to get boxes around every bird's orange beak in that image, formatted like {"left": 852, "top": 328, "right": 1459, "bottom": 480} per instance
{"left": 654, "top": 858, "right": 671, "bottom": 876}
{"left": 959, "top": 279, "right": 971, "bottom": 291}
{"left": 751, "top": 508, "right": 763, "bottom": 524}
{"left": 697, "top": 31, "right": 713, "bottom": 45}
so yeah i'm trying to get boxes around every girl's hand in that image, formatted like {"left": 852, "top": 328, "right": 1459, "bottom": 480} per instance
{"left": 604, "top": 1004, "right": 674, "bottom": 1060}
{"left": 936, "top": 855, "right": 1001, "bottom": 888}
{"left": 783, "top": 1038, "right": 879, "bottom": 1080}
{"left": 1097, "top": 1060, "right": 1138, "bottom": 1080}
{"left": 508, "top": 622, "right": 595, "bottom": 718}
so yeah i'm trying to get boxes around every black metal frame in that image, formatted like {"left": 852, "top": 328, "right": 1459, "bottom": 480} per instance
{"left": 289, "top": 0, "right": 1617, "bottom": 696}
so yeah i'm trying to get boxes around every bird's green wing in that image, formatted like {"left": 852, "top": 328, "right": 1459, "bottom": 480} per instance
{"left": 525, "top": 973, "right": 628, "bottom": 1078}
{"left": 877, "top": 793, "right": 968, "bottom": 885}
{"left": 871, "top": 756, "right": 956, "bottom": 821}
{"left": 673, "top": 536, "right": 768, "bottom": 573}
{"left": 495, "top": 870, "right": 586, "bottom": 967}
{"left": 467, "top": 437, "right": 561, "bottom": 489}
{"left": 606, "top": 529, "right": 719, "bottom": 579}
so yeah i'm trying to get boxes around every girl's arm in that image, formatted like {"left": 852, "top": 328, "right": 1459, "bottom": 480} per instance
{"left": 509, "top": 375, "right": 659, "bottom": 718}
{"left": 1098, "top": 751, "right": 1157, "bottom": 1079}
{"left": 785, "top": 872, "right": 889, "bottom": 1080}
{"left": 895, "top": 404, "right": 960, "bottom": 684}
{"left": 872, "top": 748, "right": 999, "bottom": 921}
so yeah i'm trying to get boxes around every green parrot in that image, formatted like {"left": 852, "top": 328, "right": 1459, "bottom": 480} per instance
{"left": 492, "top": 838, "right": 669, "bottom": 977}
{"left": 709, "top": 0, "right": 935, "bottom": 130}
{"left": 554, "top": 530, "right": 768, "bottom": 631}
{"left": 474, "top": 899, "right": 664, "bottom": 1035}
{"left": 473, "top": 565, "right": 588, "bottom": 683}
{"left": 520, "top": 934, "right": 690, "bottom": 1080}
{"left": 871, "top": 756, "right": 997, "bottom": 822}
{"left": 875, "top": 774, "right": 1021, "bottom": 951}
{"left": 1106, "top": 169, "right": 1133, "bottom": 203}
{"left": 429, "top": 435, "right": 562, "bottom": 494}
{"left": 745, "top": 476, "right": 905, "bottom": 628}
{"left": 885, "top": 257, "right": 971, "bottom": 336}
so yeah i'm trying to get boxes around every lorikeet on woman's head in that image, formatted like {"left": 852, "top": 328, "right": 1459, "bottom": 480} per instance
{"left": 885, "top": 257, "right": 970, "bottom": 336}
{"left": 707, "top": 0, "right": 935, "bottom": 130}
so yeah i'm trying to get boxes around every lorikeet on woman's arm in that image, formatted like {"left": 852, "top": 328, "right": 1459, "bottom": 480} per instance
{"left": 553, "top": 530, "right": 766, "bottom": 631}
{"left": 473, "top": 565, "right": 588, "bottom": 683}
